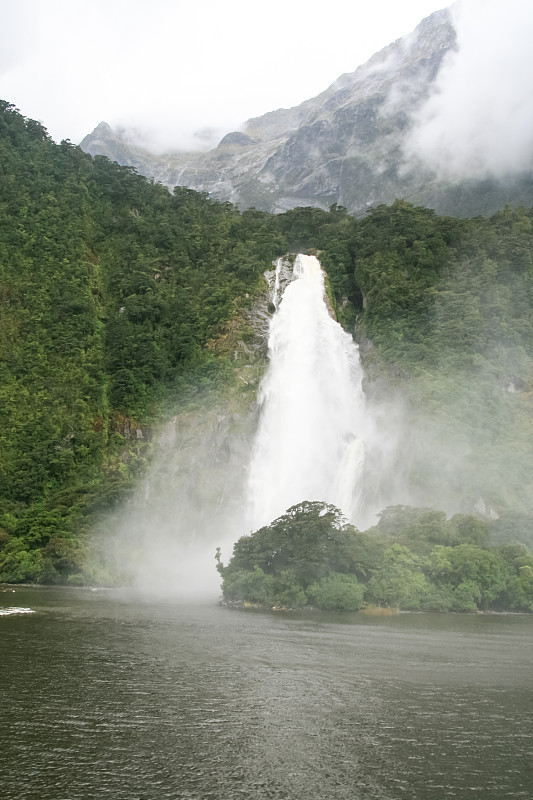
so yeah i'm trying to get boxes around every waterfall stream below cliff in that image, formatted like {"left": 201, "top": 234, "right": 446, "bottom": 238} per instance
{"left": 247, "top": 254, "right": 370, "bottom": 529}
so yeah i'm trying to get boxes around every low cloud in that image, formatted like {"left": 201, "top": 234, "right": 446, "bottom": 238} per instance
{"left": 115, "top": 121, "right": 228, "bottom": 155}
{"left": 404, "top": 0, "right": 533, "bottom": 179}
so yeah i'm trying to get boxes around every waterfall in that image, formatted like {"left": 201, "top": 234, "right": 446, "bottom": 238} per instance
{"left": 247, "top": 254, "right": 368, "bottom": 530}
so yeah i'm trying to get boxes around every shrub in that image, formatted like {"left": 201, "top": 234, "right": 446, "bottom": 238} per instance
{"left": 307, "top": 572, "right": 364, "bottom": 611}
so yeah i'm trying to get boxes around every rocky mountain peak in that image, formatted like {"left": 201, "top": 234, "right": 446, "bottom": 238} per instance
{"left": 80, "top": 7, "right": 533, "bottom": 217}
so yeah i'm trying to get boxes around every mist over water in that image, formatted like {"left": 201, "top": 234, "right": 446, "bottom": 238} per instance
{"left": 91, "top": 253, "right": 408, "bottom": 593}
{"left": 247, "top": 255, "right": 369, "bottom": 529}
{"left": 87, "top": 398, "right": 257, "bottom": 598}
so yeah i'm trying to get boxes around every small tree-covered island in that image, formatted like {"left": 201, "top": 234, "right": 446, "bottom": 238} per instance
{"left": 1, "top": 100, "right": 533, "bottom": 612}
{"left": 217, "top": 502, "right": 533, "bottom": 612}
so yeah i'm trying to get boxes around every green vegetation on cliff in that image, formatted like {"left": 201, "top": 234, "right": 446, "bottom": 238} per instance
{"left": 283, "top": 201, "right": 533, "bottom": 519}
{"left": 1, "top": 100, "right": 533, "bottom": 586}
{"left": 0, "top": 101, "right": 284, "bottom": 583}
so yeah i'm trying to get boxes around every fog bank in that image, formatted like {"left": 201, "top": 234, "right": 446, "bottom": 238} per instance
{"left": 405, "top": 0, "right": 533, "bottom": 179}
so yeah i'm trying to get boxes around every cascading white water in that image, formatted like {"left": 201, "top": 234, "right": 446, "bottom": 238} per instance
{"left": 247, "top": 254, "right": 368, "bottom": 530}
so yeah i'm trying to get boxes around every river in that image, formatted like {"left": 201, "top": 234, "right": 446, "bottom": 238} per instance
{"left": 1, "top": 587, "right": 532, "bottom": 799}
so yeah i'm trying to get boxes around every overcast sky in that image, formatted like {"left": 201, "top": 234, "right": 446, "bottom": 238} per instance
{"left": 1, "top": 0, "right": 447, "bottom": 150}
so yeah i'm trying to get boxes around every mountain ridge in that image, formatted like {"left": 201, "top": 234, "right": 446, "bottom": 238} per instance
{"left": 80, "top": 8, "right": 533, "bottom": 217}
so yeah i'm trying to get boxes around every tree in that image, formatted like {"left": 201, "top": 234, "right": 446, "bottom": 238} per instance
{"left": 218, "top": 502, "right": 366, "bottom": 608}
{"left": 365, "top": 544, "right": 431, "bottom": 609}
{"left": 429, "top": 544, "right": 509, "bottom": 608}
{"left": 307, "top": 573, "right": 364, "bottom": 611}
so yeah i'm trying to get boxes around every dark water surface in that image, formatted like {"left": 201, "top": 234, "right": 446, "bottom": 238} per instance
{"left": 1, "top": 587, "right": 532, "bottom": 799}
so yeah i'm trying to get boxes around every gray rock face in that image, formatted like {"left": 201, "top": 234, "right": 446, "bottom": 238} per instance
{"left": 80, "top": 9, "right": 533, "bottom": 217}
{"left": 80, "top": 122, "right": 202, "bottom": 187}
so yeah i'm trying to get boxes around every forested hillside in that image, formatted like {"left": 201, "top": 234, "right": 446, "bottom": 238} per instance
{"left": 0, "top": 101, "right": 285, "bottom": 583}
{"left": 282, "top": 201, "right": 533, "bottom": 526}
{"left": 1, "top": 101, "right": 533, "bottom": 590}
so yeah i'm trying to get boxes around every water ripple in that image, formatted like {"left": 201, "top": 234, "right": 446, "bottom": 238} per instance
{"left": 1, "top": 590, "right": 532, "bottom": 800}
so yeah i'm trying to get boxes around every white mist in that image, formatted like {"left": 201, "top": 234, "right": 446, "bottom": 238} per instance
{"left": 247, "top": 254, "right": 368, "bottom": 529}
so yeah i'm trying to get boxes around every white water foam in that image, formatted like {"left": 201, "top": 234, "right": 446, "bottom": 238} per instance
{"left": 0, "top": 607, "right": 35, "bottom": 616}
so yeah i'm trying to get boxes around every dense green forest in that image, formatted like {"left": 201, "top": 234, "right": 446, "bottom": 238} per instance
{"left": 217, "top": 502, "right": 533, "bottom": 612}
{"left": 1, "top": 100, "right": 533, "bottom": 601}
{"left": 0, "top": 101, "right": 286, "bottom": 583}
